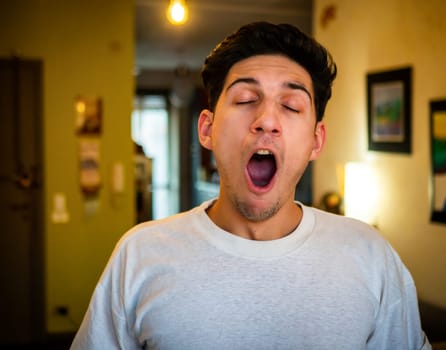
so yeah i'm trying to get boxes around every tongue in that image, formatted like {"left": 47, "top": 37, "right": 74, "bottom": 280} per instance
{"left": 247, "top": 156, "right": 276, "bottom": 187}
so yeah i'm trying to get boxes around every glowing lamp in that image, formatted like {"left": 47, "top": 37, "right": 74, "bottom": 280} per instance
{"left": 344, "top": 162, "right": 378, "bottom": 226}
{"left": 167, "top": 0, "right": 188, "bottom": 25}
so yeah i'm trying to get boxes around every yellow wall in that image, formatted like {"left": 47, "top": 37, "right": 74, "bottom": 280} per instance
{"left": 0, "top": 1, "right": 135, "bottom": 332}
{"left": 313, "top": 0, "right": 446, "bottom": 306}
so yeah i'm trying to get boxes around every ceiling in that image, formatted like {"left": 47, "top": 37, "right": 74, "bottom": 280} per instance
{"left": 135, "top": 0, "right": 313, "bottom": 72}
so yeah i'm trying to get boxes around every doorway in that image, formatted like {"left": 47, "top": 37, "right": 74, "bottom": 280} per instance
{"left": 0, "top": 58, "right": 45, "bottom": 345}
{"left": 132, "top": 93, "right": 179, "bottom": 220}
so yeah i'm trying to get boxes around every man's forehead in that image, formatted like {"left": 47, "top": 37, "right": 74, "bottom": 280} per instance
{"left": 225, "top": 55, "right": 311, "bottom": 82}
{"left": 224, "top": 59, "right": 313, "bottom": 98}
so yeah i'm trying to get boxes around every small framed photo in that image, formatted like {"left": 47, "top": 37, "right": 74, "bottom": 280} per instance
{"left": 75, "top": 96, "right": 102, "bottom": 135}
{"left": 430, "top": 99, "right": 446, "bottom": 224}
{"left": 367, "top": 67, "right": 412, "bottom": 153}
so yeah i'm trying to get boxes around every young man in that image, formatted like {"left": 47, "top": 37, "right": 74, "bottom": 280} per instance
{"left": 71, "top": 22, "right": 431, "bottom": 349}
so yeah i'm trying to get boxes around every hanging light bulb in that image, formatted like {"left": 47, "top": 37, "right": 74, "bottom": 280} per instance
{"left": 166, "top": 0, "right": 188, "bottom": 25}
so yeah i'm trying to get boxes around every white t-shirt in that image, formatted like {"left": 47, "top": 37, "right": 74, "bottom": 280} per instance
{"left": 71, "top": 201, "right": 431, "bottom": 350}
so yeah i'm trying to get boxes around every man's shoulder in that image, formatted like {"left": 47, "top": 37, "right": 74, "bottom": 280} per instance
{"left": 116, "top": 202, "right": 209, "bottom": 252}
{"left": 308, "top": 205, "right": 379, "bottom": 234}
{"left": 304, "top": 204, "right": 391, "bottom": 253}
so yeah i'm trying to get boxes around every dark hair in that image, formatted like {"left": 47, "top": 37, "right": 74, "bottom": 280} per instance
{"left": 201, "top": 22, "right": 337, "bottom": 121}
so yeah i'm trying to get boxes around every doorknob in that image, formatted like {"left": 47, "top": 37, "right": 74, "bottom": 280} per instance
{"left": 17, "top": 172, "right": 32, "bottom": 189}
{"left": 0, "top": 170, "right": 38, "bottom": 190}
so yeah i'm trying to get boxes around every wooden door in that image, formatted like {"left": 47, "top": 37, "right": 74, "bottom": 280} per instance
{"left": 0, "top": 58, "right": 45, "bottom": 345}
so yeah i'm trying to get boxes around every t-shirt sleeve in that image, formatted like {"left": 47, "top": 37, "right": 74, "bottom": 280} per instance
{"left": 70, "top": 244, "right": 142, "bottom": 350}
{"left": 366, "top": 246, "right": 432, "bottom": 350}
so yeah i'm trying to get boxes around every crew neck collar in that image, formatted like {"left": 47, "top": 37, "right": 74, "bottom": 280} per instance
{"left": 195, "top": 200, "right": 315, "bottom": 260}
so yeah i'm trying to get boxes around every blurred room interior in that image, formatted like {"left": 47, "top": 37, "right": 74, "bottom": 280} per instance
{"left": 0, "top": 0, "right": 445, "bottom": 348}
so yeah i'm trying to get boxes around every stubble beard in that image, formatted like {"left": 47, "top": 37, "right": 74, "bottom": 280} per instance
{"left": 233, "top": 195, "right": 281, "bottom": 222}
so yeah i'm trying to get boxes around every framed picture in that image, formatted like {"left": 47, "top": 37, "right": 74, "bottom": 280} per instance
{"left": 75, "top": 96, "right": 102, "bottom": 135}
{"left": 367, "top": 67, "right": 412, "bottom": 153}
{"left": 430, "top": 99, "right": 446, "bottom": 224}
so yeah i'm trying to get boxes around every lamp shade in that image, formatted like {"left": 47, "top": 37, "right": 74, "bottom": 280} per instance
{"left": 344, "top": 162, "right": 378, "bottom": 225}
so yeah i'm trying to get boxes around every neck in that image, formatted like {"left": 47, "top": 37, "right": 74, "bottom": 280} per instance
{"left": 206, "top": 199, "right": 302, "bottom": 241}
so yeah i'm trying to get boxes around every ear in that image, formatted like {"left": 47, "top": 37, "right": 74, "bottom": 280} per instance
{"left": 197, "top": 109, "right": 214, "bottom": 150}
{"left": 309, "top": 121, "right": 326, "bottom": 161}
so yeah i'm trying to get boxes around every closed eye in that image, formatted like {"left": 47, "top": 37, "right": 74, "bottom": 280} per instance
{"left": 283, "top": 104, "right": 300, "bottom": 113}
{"left": 236, "top": 100, "right": 257, "bottom": 105}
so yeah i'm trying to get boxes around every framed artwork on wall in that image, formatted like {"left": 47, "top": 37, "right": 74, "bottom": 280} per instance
{"left": 430, "top": 99, "right": 446, "bottom": 224}
{"left": 367, "top": 67, "right": 412, "bottom": 153}
{"left": 75, "top": 96, "right": 102, "bottom": 135}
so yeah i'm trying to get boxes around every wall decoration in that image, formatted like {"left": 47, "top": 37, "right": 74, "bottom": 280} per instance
{"left": 75, "top": 96, "right": 102, "bottom": 135}
{"left": 367, "top": 67, "right": 412, "bottom": 153}
{"left": 79, "top": 138, "right": 101, "bottom": 195}
{"left": 430, "top": 99, "right": 446, "bottom": 224}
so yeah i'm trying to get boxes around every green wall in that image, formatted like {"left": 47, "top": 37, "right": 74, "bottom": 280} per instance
{"left": 0, "top": 0, "right": 135, "bottom": 332}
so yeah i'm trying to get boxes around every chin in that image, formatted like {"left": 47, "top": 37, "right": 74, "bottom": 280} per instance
{"left": 235, "top": 199, "right": 280, "bottom": 222}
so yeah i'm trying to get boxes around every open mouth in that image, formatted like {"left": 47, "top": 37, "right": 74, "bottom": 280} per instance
{"left": 247, "top": 149, "right": 277, "bottom": 188}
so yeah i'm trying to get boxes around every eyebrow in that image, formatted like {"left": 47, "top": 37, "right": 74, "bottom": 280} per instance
{"left": 226, "top": 77, "right": 313, "bottom": 102}
{"left": 285, "top": 82, "right": 313, "bottom": 103}
{"left": 226, "top": 77, "right": 258, "bottom": 91}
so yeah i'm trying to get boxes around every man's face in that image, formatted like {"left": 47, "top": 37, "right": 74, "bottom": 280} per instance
{"left": 198, "top": 54, "right": 325, "bottom": 222}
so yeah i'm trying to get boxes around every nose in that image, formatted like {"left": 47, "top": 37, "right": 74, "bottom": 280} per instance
{"left": 250, "top": 101, "right": 282, "bottom": 135}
